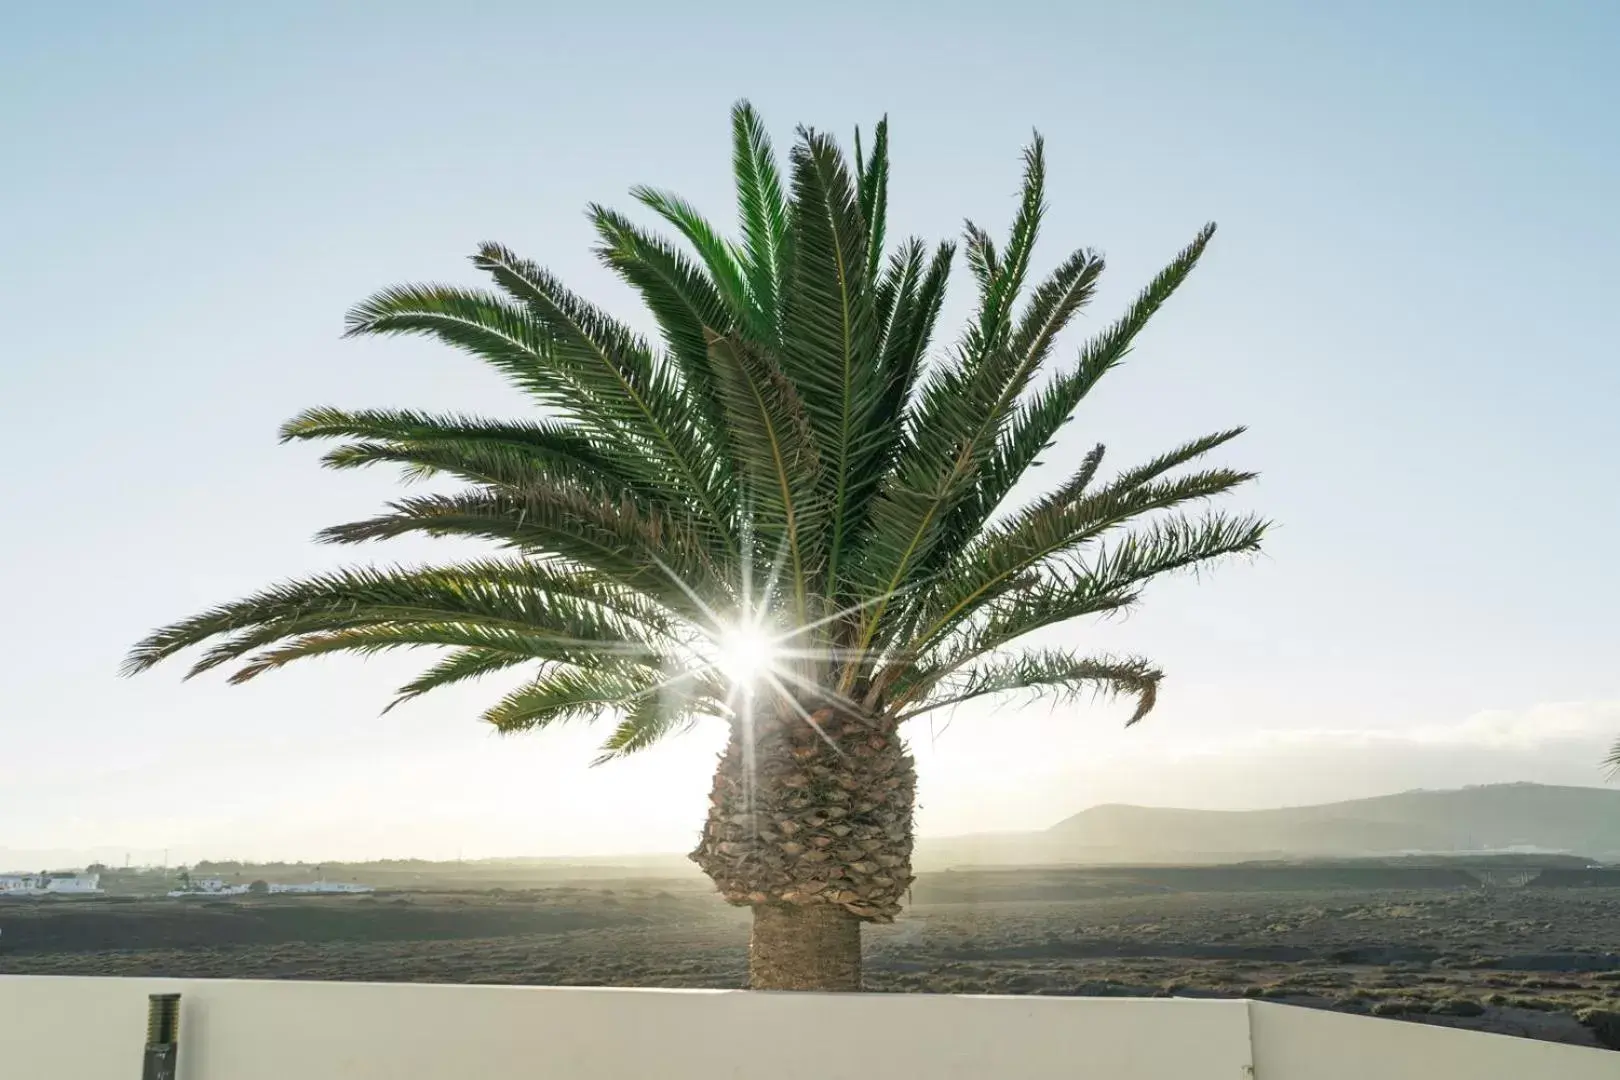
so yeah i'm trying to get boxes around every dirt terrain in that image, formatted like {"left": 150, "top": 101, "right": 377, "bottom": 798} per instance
{"left": 4, "top": 865, "right": 1618, "bottom": 1051}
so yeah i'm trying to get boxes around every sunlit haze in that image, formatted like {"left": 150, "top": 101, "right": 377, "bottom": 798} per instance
{"left": 2, "top": 2, "right": 1617, "bottom": 867}
{"left": 715, "top": 627, "right": 779, "bottom": 691}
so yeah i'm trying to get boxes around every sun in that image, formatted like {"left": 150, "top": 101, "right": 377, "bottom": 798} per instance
{"left": 715, "top": 624, "right": 779, "bottom": 688}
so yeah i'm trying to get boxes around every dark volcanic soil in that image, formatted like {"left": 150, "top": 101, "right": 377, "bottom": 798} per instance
{"left": 4, "top": 869, "right": 1618, "bottom": 1051}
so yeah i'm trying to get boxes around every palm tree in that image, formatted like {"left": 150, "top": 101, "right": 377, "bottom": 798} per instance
{"left": 126, "top": 103, "right": 1266, "bottom": 991}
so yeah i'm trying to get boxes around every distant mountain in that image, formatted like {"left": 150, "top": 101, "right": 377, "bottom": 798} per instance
{"left": 918, "top": 784, "right": 1620, "bottom": 867}
{"left": 14, "top": 783, "right": 1620, "bottom": 874}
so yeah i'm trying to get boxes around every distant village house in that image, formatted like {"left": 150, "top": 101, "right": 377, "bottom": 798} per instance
{"left": 167, "top": 876, "right": 374, "bottom": 897}
{"left": 0, "top": 873, "right": 102, "bottom": 896}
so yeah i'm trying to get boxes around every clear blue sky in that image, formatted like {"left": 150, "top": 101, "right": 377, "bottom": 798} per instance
{"left": 2, "top": 1, "right": 1617, "bottom": 864}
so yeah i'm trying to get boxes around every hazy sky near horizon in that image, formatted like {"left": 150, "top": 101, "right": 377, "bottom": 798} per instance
{"left": 3, "top": 2, "right": 1618, "bottom": 865}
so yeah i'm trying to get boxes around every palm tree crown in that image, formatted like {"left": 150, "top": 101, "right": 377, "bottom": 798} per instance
{"left": 127, "top": 103, "right": 1266, "bottom": 989}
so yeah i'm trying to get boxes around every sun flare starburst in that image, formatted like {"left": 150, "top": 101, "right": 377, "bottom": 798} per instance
{"left": 715, "top": 624, "right": 779, "bottom": 689}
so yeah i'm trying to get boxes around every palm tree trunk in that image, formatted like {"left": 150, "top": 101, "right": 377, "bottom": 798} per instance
{"left": 749, "top": 902, "right": 862, "bottom": 990}
{"left": 690, "top": 703, "right": 915, "bottom": 993}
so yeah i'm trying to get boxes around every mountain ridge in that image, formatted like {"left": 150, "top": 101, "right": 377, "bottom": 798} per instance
{"left": 11, "top": 783, "right": 1618, "bottom": 872}
{"left": 913, "top": 782, "right": 1620, "bottom": 867}
{"left": 1051, "top": 782, "right": 1612, "bottom": 824}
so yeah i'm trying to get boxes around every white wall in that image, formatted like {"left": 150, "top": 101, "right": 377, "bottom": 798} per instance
{"left": 1247, "top": 1000, "right": 1616, "bottom": 1080}
{"left": 0, "top": 976, "right": 1611, "bottom": 1080}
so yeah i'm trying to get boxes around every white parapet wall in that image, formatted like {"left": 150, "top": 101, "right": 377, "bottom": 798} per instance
{"left": 0, "top": 976, "right": 1611, "bottom": 1079}
{"left": 1246, "top": 1000, "right": 1615, "bottom": 1079}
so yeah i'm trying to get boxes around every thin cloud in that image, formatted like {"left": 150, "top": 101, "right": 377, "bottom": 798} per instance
{"left": 1163, "top": 701, "right": 1620, "bottom": 757}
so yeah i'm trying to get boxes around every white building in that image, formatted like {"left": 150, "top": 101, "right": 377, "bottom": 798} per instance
{"left": 48, "top": 874, "right": 101, "bottom": 894}
{"left": 0, "top": 875, "right": 36, "bottom": 895}
{"left": 267, "top": 880, "right": 374, "bottom": 894}
{"left": 167, "top": 877, "right": 250, "bottom": 898}
{"left": 0, "top": 873, "right": 101, "bottom": 896}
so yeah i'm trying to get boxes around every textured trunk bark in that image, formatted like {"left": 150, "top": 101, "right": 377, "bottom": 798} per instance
{"left": 749, "top": 902, "right": 862, "bottom": 991}
{"left": 690, "top": 701, "right": 915, "bottom": 992}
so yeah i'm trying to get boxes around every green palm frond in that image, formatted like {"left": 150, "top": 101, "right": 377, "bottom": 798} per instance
{"left": 340, "top": 271, "right": 731, "bottom": 547}
{"left": 853, "top": 116, "right": 889, "bottom": 282}
{"left": 883, "top": 584, "right": 1142, "bottom": 711}
{"left": 897, "top": 650, "right": 1163, "bottom": 725}
{"left": 869, "top": 238, "right": 954, "bottom": 475}
{"left": 779, "top": 129, "right": 882, "bottom": 595}
{"left": 989, "top": 224, "right": 1217, "bottom": 512}
{"left": 963, "top": 221, "right": 998, "bottom": 290}
{"left": 869, "top": 239, "right": 921, "bottom": 401}
{"left": 971, "top": 136, "right": 1046, "bottom": 356}
{"left": 910, "top": 510, "right": 1267, "bottom": 680}
{"left": 632, "top": 184, "right": 760, "bottom": 337}
{"left": 281, "top": 406, "right": 652, "bottom": 492}
{"left": 1036, "top": 443, "right": 1109, "bottom": 511}
{"left": 815, "top": 236, "right": 938, "bottom": 610}
{"left": 591, "top": 668, "right": 719, "bottom": 764}
{"left": 847, "top": 145, "right": 1060, "bottom": 658}
{"left": 704, "top": 332, "right": 823, "bottom": 624}
{"left": 122, "top": 560, "right": 679, "bottom": 680}
{"left": 225, "top": 624, "right": 660, "bottom": 686}
{"left": 129, "top": 108, "right": 1266, "bottom": 764}
{"left": 906, "top": 471, "right": 1223, "bottom": 655}
{"left": 731, "top": 101, "right": 791, "bottom": 340}
{"left": 388, "top": 647, "right": 543, "bottom": 711}
{"left": 1104, "top": 429, "right": 1249, "bottom": 495}
{"left": 974, "top": 463, "right": 1258, "bottom": 583}
{"left": 590, "top": 205, "right": 735, "bottom": 439}
{"left": 470, "top": 242, "right": 735, "bottom": 542}
{"left": 1056, "top": 510, "right": 1269, "bottom": 598}
{"left": 873, "top": 509, "right": 1263, "bottom": 719}
{"left": 312, "top": 487, "right": 725, "bottom": 621}
{"left": 1009, "top": 246, "right": 1106, "bottom": 373}
{"left": 929, "top": 250, "right": 1107, "bottom": 562}
{"left": 342, "top": 284, "right": 592, "bottom": 414}
{"left": 280, "top": 406, "right": 588, "bottom": 449}
{"left": 484, "top": 664, "right": 677, "bottom": 734}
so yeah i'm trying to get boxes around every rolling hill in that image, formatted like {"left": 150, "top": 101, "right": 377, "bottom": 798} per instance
{"left": 917, "top": 783, "right": 1620, "bottom": 867}
{"left": 13, "top": 784, "right": 1619, "bottom": 875}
